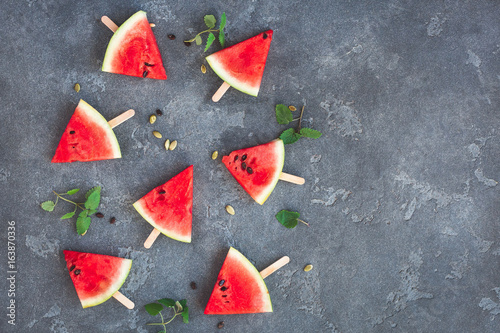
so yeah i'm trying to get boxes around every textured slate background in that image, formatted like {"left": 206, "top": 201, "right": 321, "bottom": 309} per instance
{"left": 1, "top": 0, "right": 499, "bottom": 332}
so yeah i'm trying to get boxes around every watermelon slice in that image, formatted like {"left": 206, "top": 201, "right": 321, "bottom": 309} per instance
{"left": 52, "top": 100, "right": 121, "bottom": 163}
{"left": 222, "top": 139, "right": 284, "bottom": 205}
{"left": 102, "top": 11, "right": 167, "bottom": 80}
{"left": 205, "top": 247, "right": 272, "bottom": 315}
{"left": 206, "top": 30, "right": 273, "bottom": 97}
{"left": 63, "top": 250, "right": 132, "bottom": 308}
{"left": 133, "top": 165, "right": 193, "bottom": 243}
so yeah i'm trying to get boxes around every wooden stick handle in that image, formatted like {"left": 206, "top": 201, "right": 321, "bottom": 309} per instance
{"left": 279, "top": 172, "right": 305, "bottom": 185}
{"left": 101, "top": 16, "right": 119, "bottom": 33}
{"left": 212, "top": 81, "right": 231, "bottom": 102}
{"left": 112, "top": 290, "right": 134, "bottom": 309}
{"left": 108, "top": 109, "right": 135, "bottom": 129}
{"left": 144, "top": 228, "right": 161, "bottom": 249}
{"left": 260, "top": 256, "right": 290, "bottom": 279}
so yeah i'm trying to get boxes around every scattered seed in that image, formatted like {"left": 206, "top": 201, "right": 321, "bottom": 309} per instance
{"left": 190, "top": 281, "right": 197, "bottom": 290}
{"left": 184, "top": 41, "right": 192, "bottom": 46}
{"left": 96, "top": 212, "right": 104, "bottom": 218}
{"left": 241, "top": 154, "right": 247, "bottom": 161}
{"left": 69, "top": 130, "right": 75, "bottom": 134}
{"left": 241, "top": 162, "right": 247, "bottom": 170}
{"left": 156, "top": 109, "right": 163, "bottom": 116}
{"left": 220, "top": 286, "right": 227, "bottom": 291}
{"left": 164, "top": 139, "right": 170, "bottom": 150}
{"left": 304, "top": 264, "right": 313, "bottom": 272}
{"left": 143, "top": 70, "right": 149, "bottom": 78}
{"left": 74, "top": 83, "right": 80, "bottom": 93}
{"left": 159, "top": 190, "right": 166, "bottom": 194}
{"left": 217, "top": 321, "right": 225, "bottom": 329}
{"left": 201, "top": 64, "right": 207, "bottom": 74}
{"left": 110, "top": 217, "right": 116, "bottom": 224}
{"left": 69, "top": 265, "right": 76, "bottom": 272}
{"left": 169, "top": 140, "right": 178, "bottom": 151}
{"left": 263, "top": 32, "right": 268, "bottom": 39}
{"left": 289, "top": 105, "right": 297, "bottom": 111}
{"left": 150, "top": 23, "right": 155, "bottom": 27}
{"left": 225, "top": 205, "right": 235, "bottom": 215}
{"left": 149, "top": 114, "right": 157, "bottom": 124}
{"left": 168, "top": 34, "right": 176, "bottom": 40}
{"left": 74, "top": 269, "right": 81, "bottom": 275}
{"left": 218, "top": 280, "right": 225, "bottom": 286}
{"left": 212, "top": 151, "right": 219, "bottom": 160}
{"left": 222, "top": 295, "right": 227, "bottom": 297}
{"left": 153, "top": 131, "right": 162, "bottom": 138}
{"left": 247, "top": 167, "right": 253, "bottom": 174}
{"left": 234, "top": 155, "right": 239, "bottom": 162}
{"left": 144, "top": 62, "right": 154, "bottom": 67}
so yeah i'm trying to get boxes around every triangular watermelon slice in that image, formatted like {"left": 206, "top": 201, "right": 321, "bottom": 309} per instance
{"left": 206, "top": 30, "right": 273, "bottom": 97}
{"left": 63, "top": 250, "right": 132, "bottom": 308}
{"left": 133, "top": 165, "right": 193, "bottom": 243}
{"left": 205, "top": 247, "right": 272, "bottom": 315}
{"left": 222, "top": 139, "right": 284, "bottom": 205}
{"left": 52, "top": 100, "right": 121, "bottom": 163}
{"left": 102, "top": 11, "right": 167, "bottom": 80}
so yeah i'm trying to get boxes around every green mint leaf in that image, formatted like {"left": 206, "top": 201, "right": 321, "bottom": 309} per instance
{"left": 157, "top": 298, "right": 176, "bottom": 308}
{"left": 275, "top": 210, "right": 300, "bottom": 229}
{"left": 195, "top": 35, "right": 202, "bottom": 45}
{"left": 79, "top": 209, "right": 88, "bottom": 218}
{"left": 204, "top": 15, "right": 216, "bottom": 29}
{"left": 179, "top": 299, "right": 187, "bottom": 308}
{"left": 204, "top": 33, "right": 216, "bottom": 52}
{"left": 279, "top": 128, "right": 302, "bottom": 145}
{"left": 219, "top": 31, "right": 225, "bottom": 48}
{"left": 181, "top": 305, "right": 189, "bottom": 323}
{"left": 66, "top": 189, "right": 80, "bottom": 195}
{"left": 144, "top": 302, "right": 163, "bottom": 316}
{"left": 85, "top": 186, "right": 101, "bottom": 199}
{"left": 85, "top": 189, "right": 101, "bottom": 210}
{"left": 86, "top": 209, "right": 97, "bottom": 215}
{"left": 175, "top": 300, "right": 183, "bottom": 312}
{"left": 219, "top": 12, "right": 226, "bottom": 31}
{"left": 299, "top": 128, "right": 323, "bottom": 139}
{"left": 76, "top": 216, "right": 91, "bottom": 235}
{"left": 41, "top": 200, "right": 56, "bottom": 212}
{"left": 60, "top": 212, "right": 75, "bottom": 220}
{"left": 276, "top": 104, "right": 293, "bottom": 124}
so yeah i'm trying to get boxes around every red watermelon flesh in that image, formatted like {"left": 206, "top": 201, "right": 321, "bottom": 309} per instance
{"left": 222, "top": 139, "right": 284, "bottom": 205}
{"left": 63, "top": 250, "right": 132, "bottom": 308}
{"left": 204, "top": 247, "right": 272, "bottom": 315}
{"left": 206, "top": 30, "right": 273, "bottom": 96}
{"left": 102, "top": 11, "right": 167, "bottom": 80}
{"left": 133, "top": 165, "right": 193, "bottom": 243}
{"left": 52, "top": 100, "right": 121, "bottom": 163}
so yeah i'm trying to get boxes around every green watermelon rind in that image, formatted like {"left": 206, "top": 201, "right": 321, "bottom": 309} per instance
{"left": 206, "top": 53, "right": 260, "bottom": 97}
{"left": 75, "top": 256, "right": 132, "bottom": 308}
{"left": 133, "top": 200, "right": 192, "bottom": 243}
{"left": 78, "top": 99, "right": 121, "bottom": 159}
{"left": 102, "top": 11, "right": 147, "bottom": 73}
{"left": 253, "top": 139, "right": 285, "bottom": 205}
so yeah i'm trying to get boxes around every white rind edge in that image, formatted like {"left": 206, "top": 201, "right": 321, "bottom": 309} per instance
{"left": 254, "top": 139, "right": 285, "bottom": 205}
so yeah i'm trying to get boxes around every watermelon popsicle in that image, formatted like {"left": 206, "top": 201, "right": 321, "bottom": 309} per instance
{"left": 221, "top": 139, "right": 305, "bottom": 205}
{"left": 101, "top": 11, "right": 167, "bottom": 80}
{"left": 206, "top": 30, "right": 273, "bottom": 102}
{"left": 63, "top": 250, "right": 134, "bottom": 309}
{"left": 205, "top": 247, "right": 289, "bottom": 315}
{"left": 133, "top": 166, "right": 194, "bottom": 248}
{"left": 52, "top": 99, "right": 134, "bottom": 163}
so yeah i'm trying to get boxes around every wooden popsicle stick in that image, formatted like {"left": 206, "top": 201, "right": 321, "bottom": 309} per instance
{"left": 108, "top": 109, "right": 135, "bottom": 129}
{"left": 260, "top": 256, "right": 290, "bottom": 279}
{"left": 212, "top": 81, "right": 231, "bottom": 102}
{"left": 279, "top": 172, "right": 305, "bottom": 185}
{"left": 101, "top": 16, "right": 119, "bottom": 33}
{"left": 144, "top": 228, "right": 161, "bottom": 249}
{"left": 112, "top": 290, "right": 135, "bottom": 309}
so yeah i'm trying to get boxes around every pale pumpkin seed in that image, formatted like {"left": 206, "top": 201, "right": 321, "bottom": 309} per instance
{"left": 153, "top": 131, "right": 162, "bottom": 138}
{"left": 225, "top": 205, "right": 235, "bottom": 215}
{"left": 304, "top": 264, "right": 313, "bottom": 272}
{"left": 201, "top": 64, "right": 207, "bottom": 74}
{"left": 169, "top": 140, "right": 178, "bottom": 150}
{"left": 164, "top": 139, "right": 170, "bottom": 150}
{"left": 150, "top": 23, "right": 155, "bottom": 27}
{"left": 289, "top": 105, "right": 297, "bottom": 111}
{"left": 74, "top": 83, "right": 80, "bottom": 92}
{"left": 149, "top": 114, "right": 157, "bottom": 124}
{"left": 212, "top": 151, "right": 218, "bottom": 160}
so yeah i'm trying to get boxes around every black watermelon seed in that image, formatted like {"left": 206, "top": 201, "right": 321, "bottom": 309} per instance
{"left": 263, "top": 32, "right": 268, "bottom": 39}
{"left": 110, "top": 217, "right": 116, "bottom": 224}
{"left": 217, "top": 321, "right": 225, "bottom": 329}
{"left": 156, "top": 109, "right": 163, "bottom": 116}
{"left": 69, "top": 130, "right": 75, "bottom": 134}
{"left": 96, "top": 212, "right": 104, "bottom": 218}
{"left": 220, "top": 286, "right": 227, "bottom": 291}
{"left": 222, "top": 295, "right": 227, "bottom": 297}
{"left": 241, "top": 154, "right": 247, "bottom": 161}
{"left": 224, "top": 301, "right": 230, "bottom": 303}
{"left": 159, "top": 190, "right": 166, "bottom": 194}
{"left": 247, "top": 167, "right": 253, "bottom": 174}
{"left": 74, "top": 269, "right": 81, "bottom": 275}
{"left": 241, "top": 162, "right": 246, "bottom": 170}
{"left": 144, "top": 62, "right": 154, "bottom": 67}
{"left": 218, "top": 280, "right": 225, "bottom": 286}
{"left": 184, "top": 41, "right": 191, "bottom": 46}
{"left": 143, "top": 70, "right": 149, "bottom": 78}
{"left": 168, "top": 34, "right": 176, "bottom": 40}
{"left": 69, "top": 265, "right": 76, "bottom": 272}
{"left": 190, "top": 281, "right": 197, "bottom": 290}
{"left": 234, "top": 155, "right": 239, "bottom": 162}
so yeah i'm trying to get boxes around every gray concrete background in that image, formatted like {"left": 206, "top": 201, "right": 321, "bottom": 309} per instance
{"left": 1, "top": 0, "right": 499, "bottom": 332}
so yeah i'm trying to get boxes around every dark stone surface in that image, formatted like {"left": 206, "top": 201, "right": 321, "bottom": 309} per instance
{"left": 1, "top": 0, "right": 499, "bottom": 332}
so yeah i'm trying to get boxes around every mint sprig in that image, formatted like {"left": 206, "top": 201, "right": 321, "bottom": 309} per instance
{"left": 185, "top": 12, "right": 226, "bottom": 51}
{"left": 145, "top": 298, "right": 189, "bottom": 331}
{"left": 276, "top": 105, "right": 323, "bottom": 144}
{"left": 275, "top": 210, "right": 309, "bottom": 229}
{"left": 40, "top": 187, "right": 101, "bottom": 235}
